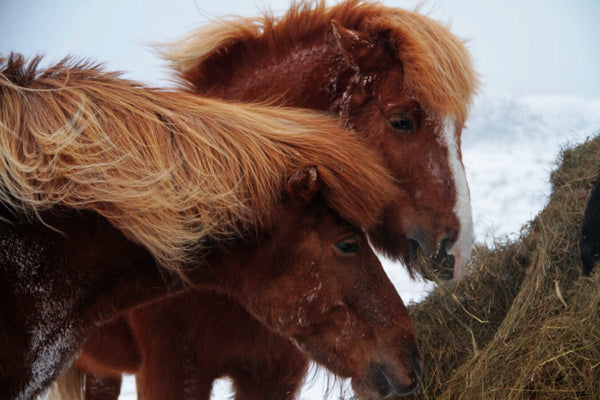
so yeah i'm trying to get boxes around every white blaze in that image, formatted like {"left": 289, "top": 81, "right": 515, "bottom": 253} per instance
{"left": 441, "top": 116, "right": 474, "bottom": 279}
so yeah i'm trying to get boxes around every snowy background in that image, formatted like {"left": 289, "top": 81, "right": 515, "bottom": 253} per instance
{"left": 2, "top": 0, "right": 600, "bottom": 399}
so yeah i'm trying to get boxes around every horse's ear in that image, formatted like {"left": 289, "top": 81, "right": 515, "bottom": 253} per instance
{"left": 331, "top": 20, "right": 383, "bottom": 71}
{"left": 286, "top": 166, "right": 322, "bottom": 205}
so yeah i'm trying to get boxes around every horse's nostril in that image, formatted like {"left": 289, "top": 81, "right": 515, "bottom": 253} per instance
{"left": 408, "top": 229, "right": 435, "bottom": 258}
{"left": 408, "top": 239, "right": 420, "bottom": 261}
{"left": 411, "top": 351, "right": 424, "bottom": 382}
{"left": 434, "top": 237, "right": 455, "bottom": 281}
{"left": 441, "top": 254, "right": 455, "bottom": 277}
{"left": 368, "top": 363, "right": 394, "bottom": 398}
{"left": 439, "top": 237, "right": 449, "bottom": 255}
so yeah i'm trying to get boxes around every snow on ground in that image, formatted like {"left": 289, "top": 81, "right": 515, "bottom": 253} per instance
{"left": 116, "top": 93, "right": 600, "bottom": 399}
{"left": 464, "top": 94, "right": 600, "bottom": 244}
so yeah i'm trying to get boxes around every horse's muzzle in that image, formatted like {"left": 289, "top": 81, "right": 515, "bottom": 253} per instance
{"left": 353, "top": 351, "right": 423, "bottom": 399}
{"left": 368, "top": 357, "right": 422, "bottom": 398}
{"left": 408, "top": 233, "right": 455, "bottom": 281}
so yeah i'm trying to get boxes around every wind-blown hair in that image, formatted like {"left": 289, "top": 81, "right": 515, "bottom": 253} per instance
{"left": 162, "top": 0, "right": 478, "bottom": 124}
{"left": 0, "top": 54, "right": 397, "bottom": 272}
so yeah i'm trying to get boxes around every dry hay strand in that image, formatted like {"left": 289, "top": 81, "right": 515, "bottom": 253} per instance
{"left": 404, "top": 134, "right": 600, "bottom": 400}
{"left": 406, "top": 242, "right": 529, "bottom": 399}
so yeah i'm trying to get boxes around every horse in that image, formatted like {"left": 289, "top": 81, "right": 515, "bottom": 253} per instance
{"left": 165, "top": 0, "right": 479, "bottom": 278}
{"left": 0, "top": 54, "right": 422, "bottom": 399}
{"left": 67, "top": 1, "right": 479, "bottom": 398}
{"left": 581, "top": 178, "right": 600, "bottom": 275}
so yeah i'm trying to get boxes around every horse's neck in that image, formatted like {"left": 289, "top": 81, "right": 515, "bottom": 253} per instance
{"left": 203, "top": 36, "right": 352, "bottom": 113}
{"left": 202, "top": 238, "right": 266, "bottom": 292}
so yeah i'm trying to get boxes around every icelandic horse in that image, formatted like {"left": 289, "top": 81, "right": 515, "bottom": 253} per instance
{"left": 0, "top": 54, "right": 422, "bottom": 399}
{"left": 581, "top": 178, "right": 600, "bottom": 275}
{"left": 69, "top": 1, "right": 479, "bottom": 399}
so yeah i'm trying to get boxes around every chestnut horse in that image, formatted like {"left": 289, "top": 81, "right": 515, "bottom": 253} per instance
{"left": 0, "top": 55, "right": 423, "bottom": 399}
{"left": 68, "top": 1, "right": 479, "bottom": 398}
{"left": 166, "top": 0, "right": 479, "bottom": 276}
{"left": 581, "top": 178, "right": 600, "bottom": 275}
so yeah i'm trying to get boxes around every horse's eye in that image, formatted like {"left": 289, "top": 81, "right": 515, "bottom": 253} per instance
{"left": 388, "top": 114, "right": 414, "bottom": 132}
{"left": 335, "top": 237, "right": 359, "bottom": 254}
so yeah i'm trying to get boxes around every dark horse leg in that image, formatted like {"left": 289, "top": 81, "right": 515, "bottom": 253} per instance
{"left": 74, "top": 316, "right": 140, "bottom": 400}
{"left": 229, "top": 349, "right": 308, "bottom": 400}
{"left": 132, "top": 296, "right": 201, "bottom": 400}
{"left": 76, "top": 315, "right": 142, "bottom": 375}
{"left": 135, "top": 342, "right": 212, "bottom": 400}
{"left": 581, "top": 179, "right": 600, "bottom": 275}
{"left": 84, "top": 373, "right": 122, "bottom": 400}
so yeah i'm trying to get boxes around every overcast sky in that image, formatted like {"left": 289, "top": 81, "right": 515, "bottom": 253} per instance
{"left": 1, "top": 0, "right": 599, "bottom": 99}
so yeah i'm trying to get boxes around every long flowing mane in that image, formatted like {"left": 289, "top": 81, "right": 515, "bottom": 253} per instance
{"left": 0, "top": 54, "right": 397, "bottom": 273}
{"left": 163, "top": 0, "right": 478, "bottom": 124}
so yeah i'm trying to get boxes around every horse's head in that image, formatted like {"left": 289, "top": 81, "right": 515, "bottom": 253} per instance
{"left": 232, "top": 167, "right": 422, "bottom": 398}
{"left": 328, "top": 13, "right": 478, "bottom": 280}
{"left": 163, "top": 2, "right": 478, "bottom": 280}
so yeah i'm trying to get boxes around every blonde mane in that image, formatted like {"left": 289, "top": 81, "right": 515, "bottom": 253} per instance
{"left": 0, "top": 54, "right": 397, "bottom": 272}
{"left": 163, "top": 0, "right": 478, "bottom": 124}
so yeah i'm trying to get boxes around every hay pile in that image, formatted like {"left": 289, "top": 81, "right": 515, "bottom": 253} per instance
{"left": 405, "top": 135, "right": 600, "bottom": 399}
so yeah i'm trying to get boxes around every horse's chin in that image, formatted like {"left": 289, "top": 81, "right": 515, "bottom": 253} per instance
{"left": 351, "top": 362, "right": 420, "bottom": 399}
